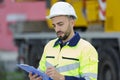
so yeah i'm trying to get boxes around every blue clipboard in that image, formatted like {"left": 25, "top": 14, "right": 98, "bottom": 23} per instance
{"left": 17, "top": 64, "right": 52, "bottom": 80}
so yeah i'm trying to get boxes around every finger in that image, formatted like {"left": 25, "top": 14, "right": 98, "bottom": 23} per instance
{"left": 46, "top": 66, "right": 55, "bottom": 73}
{"left": 29, "top": 74, "right": 38, "bottom": 80}
{"left": 46, "top": 71, "right": 54, "bottom": 79}
{"left": 46, "top": 71, "right": 52, "bottom": 76}
{"left": 29, "top": 72, "right": 34, "bottom": 79}
{"left": 29, "top": 72, "right": 32, "bottom": 77}
{"left": 32, "top": 74, "right": 39, "bottom": 78}
{"left": 47, "top": 66, "right": 54, "bottom": 69}
{"left": 36, "top": 76, "right": 42, "bottom": 80}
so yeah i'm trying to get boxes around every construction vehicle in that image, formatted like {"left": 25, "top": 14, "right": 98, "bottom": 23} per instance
{"left": 0, "top": 0, "right": 120, "bottom": 80}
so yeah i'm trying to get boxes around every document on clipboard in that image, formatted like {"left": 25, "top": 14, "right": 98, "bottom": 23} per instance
{"left": 17, "top": 64, "right": 52, "bottom": 80}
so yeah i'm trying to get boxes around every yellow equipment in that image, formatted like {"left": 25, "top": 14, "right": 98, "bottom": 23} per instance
{"left": 105, "top": 0, "right": 120, "bottom": 32}
{"left": 46, "top": 0, "right": 120, "bottom": 32}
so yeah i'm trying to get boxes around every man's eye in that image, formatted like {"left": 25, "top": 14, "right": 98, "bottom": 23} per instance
{"left": 58, "top": 23, "right": 63, "bottom": 26}
{"left": 52, "top": 24, "right": 55, "bottom": 28}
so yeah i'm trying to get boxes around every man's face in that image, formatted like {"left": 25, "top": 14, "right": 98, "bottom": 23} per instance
{"left": 51, "top": 16, "right": 73, "bottom": 40}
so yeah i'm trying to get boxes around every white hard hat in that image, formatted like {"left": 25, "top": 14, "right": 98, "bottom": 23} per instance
{"left": 46, "top": 2, "right": 77, "bottom": 19}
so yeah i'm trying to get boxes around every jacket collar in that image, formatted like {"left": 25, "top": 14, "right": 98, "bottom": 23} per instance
{"left": 54, "top": 32, "right": 80, "bottom": 47}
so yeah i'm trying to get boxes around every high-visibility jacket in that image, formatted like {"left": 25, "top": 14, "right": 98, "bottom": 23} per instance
{"left": 39, "top": 32, "right": 98, "bottom": 80}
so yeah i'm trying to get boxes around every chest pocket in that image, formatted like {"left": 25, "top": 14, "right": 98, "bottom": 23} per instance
{"left": 62, "top": 56, "right": 79, "bottom": 61}
{"left": 46, "top": 56, "right": 55, "bottom": 58}
{"left": 61, "top": 55, "right": 80, "bottom": 67}
{"left": 46, "top": 56, "right": 55, "bottom": 67}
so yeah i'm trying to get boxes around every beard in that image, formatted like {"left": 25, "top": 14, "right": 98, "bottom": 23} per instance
{"left": 56, "top": 23, "right": 72, "bottom": 40}
{"left": 57, "top": 31, "right": 70, "bottom": 40}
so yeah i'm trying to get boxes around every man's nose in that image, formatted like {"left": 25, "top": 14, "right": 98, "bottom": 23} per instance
{"left": 55, "top": 25, "right": 61, "bottom": 31}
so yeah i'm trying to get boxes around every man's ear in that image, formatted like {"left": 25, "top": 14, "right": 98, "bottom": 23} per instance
{"left": 70, "top": 19, "right": 75, "bottom": 27}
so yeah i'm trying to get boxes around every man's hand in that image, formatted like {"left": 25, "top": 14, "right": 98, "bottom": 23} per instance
{"left": 28, "top": 72, "right": 42, "bottom": 80}
{"left": 46, "top": 66, "right": 65, "bottom": 80}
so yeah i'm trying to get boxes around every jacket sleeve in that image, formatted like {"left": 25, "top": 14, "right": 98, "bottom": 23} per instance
{"left": 79, "top": 43, "right": 98, "bottom": 80}
{"left": 65, "top": 76, "right": 85, "bottom": 80}
{"left": 38, "top": 44, "right": 48, "bottom": 72}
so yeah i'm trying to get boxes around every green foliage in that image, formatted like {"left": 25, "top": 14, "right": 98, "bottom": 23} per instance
{"left": 0, "top": 71, "right": 25, "bottom": 80}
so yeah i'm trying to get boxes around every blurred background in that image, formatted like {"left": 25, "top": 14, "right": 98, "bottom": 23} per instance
{"left": 0, "top": 0, "right": 120, "bottom": 80}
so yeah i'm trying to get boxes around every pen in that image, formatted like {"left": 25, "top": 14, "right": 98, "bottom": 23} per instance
{"left": 54, "top": 64, "right": 58, "bottom": 68}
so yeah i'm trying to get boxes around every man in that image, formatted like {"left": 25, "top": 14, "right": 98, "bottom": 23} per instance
{"left": 29, "top": 1, "right": 98, "bottom": 80}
